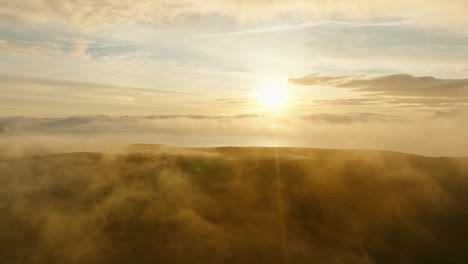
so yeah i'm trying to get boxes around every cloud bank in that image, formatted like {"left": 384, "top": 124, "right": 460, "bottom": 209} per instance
{"left": 291, "top": 73, "right": 468, "bottom": 110}
{"left": 290, "top": 73, "right": 468, "bottom": 97}
{"left": 0, "top": 113, "right": 467, "bottom": 157}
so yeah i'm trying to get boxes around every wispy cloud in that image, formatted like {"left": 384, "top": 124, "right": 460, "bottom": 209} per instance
{"left": 301, "top": 112, "right": 406, "bottom": 124}
{"left": 197, "top": 20, "right": 407, "bottom": 38}
{"left": 0, "top": 75, "right": 204, "bottom": 116}
{"left": 1, "top": 1, "right": 467, "bottom": 31}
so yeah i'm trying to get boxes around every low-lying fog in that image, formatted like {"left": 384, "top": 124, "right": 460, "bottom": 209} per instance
{"left": 1, "top": 145, "right": 468, "bottom": 263}
{"left": 1, "top": 114, "right": 467, "bottom": 157}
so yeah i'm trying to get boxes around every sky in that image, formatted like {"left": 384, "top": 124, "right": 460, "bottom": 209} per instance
{"left": 1, "top": 0, "right": 468, "bottom": 155}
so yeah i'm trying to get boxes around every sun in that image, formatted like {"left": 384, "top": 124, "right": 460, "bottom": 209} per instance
{"left": 257, "top": 83, "right": 287, "bottom": 109}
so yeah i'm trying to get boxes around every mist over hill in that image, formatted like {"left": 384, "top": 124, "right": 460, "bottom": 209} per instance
{"left": 1, "top": 145, "right": 468, "bottom": 263}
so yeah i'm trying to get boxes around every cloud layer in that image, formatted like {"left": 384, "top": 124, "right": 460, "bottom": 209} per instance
{"left": 290, "top": 73, "right": 468, "bottom": 97}
{"left": 0, "top": 113, "right": 467, "bottom": 156}
{"left": 290, "top": 73, "right": 468, "bottom": 110}
{"left": 2, "top": 1, "right": 468, "bottom": 31}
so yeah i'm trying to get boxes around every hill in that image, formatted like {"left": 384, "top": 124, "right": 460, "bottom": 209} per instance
{"left": 1, "top": 146, "right": 468, "bottom": 263}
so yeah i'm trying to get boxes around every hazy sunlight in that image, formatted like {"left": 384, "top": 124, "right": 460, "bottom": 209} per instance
{"left": 257, "top": 83, "right": 287, "bottom": 109}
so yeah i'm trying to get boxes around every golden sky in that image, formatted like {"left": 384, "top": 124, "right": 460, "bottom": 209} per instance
{"left": 0, "top": 1, "right": 468, "bottom": 155}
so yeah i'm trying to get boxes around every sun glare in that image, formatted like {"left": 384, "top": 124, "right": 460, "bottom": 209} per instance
{"left": 257, "top": 83, "right": 287, "bottom": 109}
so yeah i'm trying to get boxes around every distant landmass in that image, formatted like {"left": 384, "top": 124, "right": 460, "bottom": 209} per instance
{"left": 1, "top": 145, "right": 468, "bottom": 263}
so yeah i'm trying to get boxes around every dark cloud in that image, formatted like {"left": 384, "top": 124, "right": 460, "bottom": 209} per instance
{"left": 292, "top": 73, "right": 468, "bottom": 111}
{"left": 290, "top": 73, "right": 468, "bottom": 97}
{"left": 340, "top": 74, "right": 468, "bottom": 97}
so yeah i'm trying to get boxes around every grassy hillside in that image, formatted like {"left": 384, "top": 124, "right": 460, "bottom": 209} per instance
{"left": 1, "top": 146, "right": 468, "bottom": 263}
